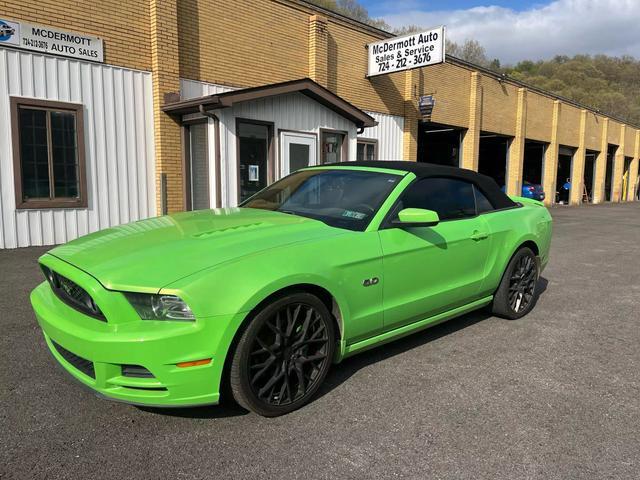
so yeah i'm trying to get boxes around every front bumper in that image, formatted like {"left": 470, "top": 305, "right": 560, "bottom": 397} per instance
{"left": 30, "top": 260, "right": 243, "bottom": 407}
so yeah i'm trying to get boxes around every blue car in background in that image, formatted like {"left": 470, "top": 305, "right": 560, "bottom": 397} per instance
{"left": 502, "top": 181, "right": 545, "bottom": 201}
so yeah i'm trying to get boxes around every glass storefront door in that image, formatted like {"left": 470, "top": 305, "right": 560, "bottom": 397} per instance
{"left": 238, "top": 121, "right": 271, "bottom": 202}
{"left": 321, "top": 130, "right": 345, "bottom": 164}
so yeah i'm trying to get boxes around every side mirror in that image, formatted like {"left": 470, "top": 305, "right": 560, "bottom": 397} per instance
{"left": 393, "top": 208, "right": 440, "bottom": 227}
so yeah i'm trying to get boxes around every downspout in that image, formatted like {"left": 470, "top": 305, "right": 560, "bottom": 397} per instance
{"left": 199, "top": 105, "right": 223, "bottom": 208}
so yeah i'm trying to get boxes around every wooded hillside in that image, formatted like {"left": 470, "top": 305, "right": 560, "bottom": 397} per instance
{"left": 505, "top": 56, "right": 640, "bottom": 125}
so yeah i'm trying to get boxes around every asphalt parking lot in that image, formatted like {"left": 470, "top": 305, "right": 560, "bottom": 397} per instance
{"left": 1, "top": 202, "right": 639, "bottom": 479}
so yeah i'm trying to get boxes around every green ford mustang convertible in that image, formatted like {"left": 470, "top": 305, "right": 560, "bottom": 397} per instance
{"left": 31, "top": 161, "right": 552, "bottom": 416}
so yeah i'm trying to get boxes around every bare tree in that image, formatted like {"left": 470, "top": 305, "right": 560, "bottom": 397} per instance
{"left": 309, "top": 0, "right": 391, "bottom": 30}
{"left": 447, "top": 39, "right": 490, "bottom": 66}
{"left": 393, "top": 25, "right": 423, "bottom": 36}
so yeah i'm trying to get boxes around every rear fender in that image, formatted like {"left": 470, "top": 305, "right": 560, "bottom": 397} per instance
{"left": 510, "top": 195, "right": 545, "bottom": 207}
{"left": 480, "top": 203, "right": 552, "bottom": 296}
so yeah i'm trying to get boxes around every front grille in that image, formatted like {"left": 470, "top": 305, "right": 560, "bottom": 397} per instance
{"left": 121, "top": 365, "right": 154, "bottom": 378}
{"left": 41, "top": 265, "right": 106, "bottom": 321}
{"left": 51, "top": 341, "right": 95, "bottom": 379}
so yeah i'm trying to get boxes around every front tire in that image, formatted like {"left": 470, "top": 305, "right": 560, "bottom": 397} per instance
{"left": 491, "top": 247, "right": 540, "bottom": 320}
{"left": 229, "top": 292, "right": 335, "bottom": 417}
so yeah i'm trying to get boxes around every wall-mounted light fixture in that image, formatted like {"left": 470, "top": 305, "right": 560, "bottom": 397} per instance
{"left": 418, "top": 95, "right": 436, "bottom": 119}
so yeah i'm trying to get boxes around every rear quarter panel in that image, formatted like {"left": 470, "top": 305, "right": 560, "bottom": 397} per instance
{"left": 479, "top": 201, "right": 552, "bottom": 297}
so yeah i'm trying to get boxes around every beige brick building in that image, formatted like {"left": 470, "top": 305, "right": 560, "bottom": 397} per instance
{"left": 1, "top": 0, "right": 638, "bottom": 248}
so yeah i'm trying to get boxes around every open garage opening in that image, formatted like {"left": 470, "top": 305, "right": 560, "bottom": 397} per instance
{"left": 583, "top": 150, "right": 598, "bottom": 203}
{"left": 417, "top": 122, "right": 464, "bottom": 167}
{"left": 478, "top": 132, "right": 511, "bottom": 188}
{"left": 623, "top": 156, "right": 633, "bottom": 201}
{"left": 523, "top": 140, "right": 546, "bottom": 187}
{"left": 605, "top": 145, "right": 618, "bottom": 201}
{"left": 556, "top": 146, "right": 574, "bottom": 204}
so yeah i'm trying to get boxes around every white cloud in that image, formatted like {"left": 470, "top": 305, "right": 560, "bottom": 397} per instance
{"left": 381, "top": 0, "right": 640, "bottom": 63}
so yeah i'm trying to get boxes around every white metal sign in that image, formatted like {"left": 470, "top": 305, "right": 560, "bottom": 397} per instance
{"left": 0, "top": 18, "right": 103, "bottom": 62}
{"left": 367, "top": 26, "right": 445, "bottom": 77}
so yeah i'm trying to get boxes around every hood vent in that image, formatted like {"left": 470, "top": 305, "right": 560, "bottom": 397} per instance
{"left": 191, "top": 222, "right": 266, "bottom": 239}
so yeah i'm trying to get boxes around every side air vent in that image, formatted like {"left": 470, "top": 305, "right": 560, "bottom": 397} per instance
{"left": 51, "top": 341, "right": 95, "bottom": 379}
{"left": 121, "top": 365, "right": 154, "bottom": 378}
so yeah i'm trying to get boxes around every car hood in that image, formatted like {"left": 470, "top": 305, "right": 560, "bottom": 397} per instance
{"left": 47, "top": 208, "right": 343, "bottom": 292}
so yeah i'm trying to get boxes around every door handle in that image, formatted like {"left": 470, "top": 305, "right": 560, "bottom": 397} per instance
{"left": 470, "top": 230, "right": 489, "bottom": 241}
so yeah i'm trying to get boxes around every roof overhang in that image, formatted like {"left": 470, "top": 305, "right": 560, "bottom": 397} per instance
{"left": 162, "top": 78, "right": 377, "bottom": 128}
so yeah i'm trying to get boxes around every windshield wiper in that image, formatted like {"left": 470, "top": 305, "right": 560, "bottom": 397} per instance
{"left": 276, "top": 209, "right": 333, "bottom": 228}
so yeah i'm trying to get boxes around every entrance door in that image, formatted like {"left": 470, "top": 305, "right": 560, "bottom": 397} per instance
{"left": 281, "top": 132, "right": 317, "bottom": 176}
{"left": 185, "top": 121, "right": 210, "bottom": 210}
{"left": 238, "top": 120, "right": 272, "bottom": 203}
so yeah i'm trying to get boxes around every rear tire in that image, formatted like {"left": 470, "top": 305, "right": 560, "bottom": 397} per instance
{"left": 229, "top": 292, "right": 335, "bottom": 417}
{"left": 491, "top": 247, "right": 540, "bottom": 320}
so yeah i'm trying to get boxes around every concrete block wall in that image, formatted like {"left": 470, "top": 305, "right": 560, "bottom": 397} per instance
{"left": 4, "top": 0, "right": 638, "bottom": 212}
{"left": 0, "top": 0, "right": 152, "bottom": 71}
{"left": 413, "top": 61, "right": 640, "bottom": 205}
{"left": 177, "top": 0, "right": 310, "bottom": 88}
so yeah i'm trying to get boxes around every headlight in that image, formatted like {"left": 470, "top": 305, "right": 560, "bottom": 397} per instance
{"left": 124, "top": 293, "right": 195, "bottom": 321}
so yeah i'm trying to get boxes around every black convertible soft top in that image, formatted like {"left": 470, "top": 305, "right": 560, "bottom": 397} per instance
{"left": 323, "top": 161, "right": 517, "bottom": 210}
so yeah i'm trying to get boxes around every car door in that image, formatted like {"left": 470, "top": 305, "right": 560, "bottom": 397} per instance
{"left": 378, "top": 177, "right": 492, "bottom": 331}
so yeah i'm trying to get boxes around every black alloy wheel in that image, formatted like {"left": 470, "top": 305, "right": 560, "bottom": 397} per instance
{"left": 230, "top": 292, "right": 335, "bottom": 416}
{"left": 492, "top": 247, "right": 540, "bottom": 320}
{"left": 508, "top": 253, "right": 537, "bottom": 313}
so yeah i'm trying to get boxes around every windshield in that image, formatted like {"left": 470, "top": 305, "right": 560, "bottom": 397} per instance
{"left": 241, "top": 168, "right": 403, "bottom": 231}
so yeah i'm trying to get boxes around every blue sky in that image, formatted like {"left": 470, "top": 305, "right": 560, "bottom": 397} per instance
{"left": 357, "top": 0, "right": 640, "bottom": 63}
{"left": 360, "top": 0, "right": 536, "bottom": 16}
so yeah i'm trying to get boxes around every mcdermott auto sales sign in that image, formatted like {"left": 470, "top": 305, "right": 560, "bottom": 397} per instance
{"left": 0, "top": 18, "right": 103, "bottom": 62}
{"left": 367, "top": 26, "right": 445, "bottom": 77}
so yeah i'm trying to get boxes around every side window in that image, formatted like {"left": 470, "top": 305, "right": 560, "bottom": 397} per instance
{"left": 473, "top": 185, "right": 495, "bottom": 213}
{"left": 398, "top": 177, "right": 476, "bottom": 221}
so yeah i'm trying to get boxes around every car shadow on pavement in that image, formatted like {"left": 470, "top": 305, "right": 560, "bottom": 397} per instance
{"left": 137, "top": 401, "right": 249, "bottom": 419}
{"left": 317, "top": 310, "right": 491, "bottom": 402}
{"left": 141, "top": 277, "right": 548, "bottom": 419}
{"left": 317, "top": 276, "right": 549, "bottom": 402}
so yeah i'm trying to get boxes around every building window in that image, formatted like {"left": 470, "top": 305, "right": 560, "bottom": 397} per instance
{"left": 184, "top": 120, "right": 210, "bottom": 211}
{"left": 321, "top": 130, "right": 346, "bottom": 164}
{"left": 11, "top": 97, "right": 87, "bottom": 209}
{"left": 357, "top": 139, "right": 377, "bottom": 161}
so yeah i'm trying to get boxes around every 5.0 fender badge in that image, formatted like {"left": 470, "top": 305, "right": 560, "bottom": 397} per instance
{"left": 362, "top": 277, "right": 379, "bottom": 287}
